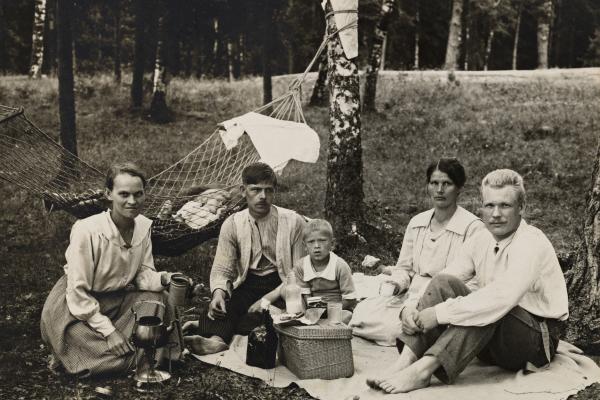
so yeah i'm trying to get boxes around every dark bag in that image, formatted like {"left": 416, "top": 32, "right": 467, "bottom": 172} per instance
{"left": 246, "top": 310, "right": 278, "bottom": 369}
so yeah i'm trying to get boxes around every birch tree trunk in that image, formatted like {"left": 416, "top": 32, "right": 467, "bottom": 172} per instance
{"left": 227, "top": 38, "right": 234, "bottom": 82}
{"left": 363, "top": 0, "right": 395, "bottom": 112}
{"left": 483, "top": 30, "right": 495, "bottom": 71}
{"left": 414, "top": 2, "right": 420, "bottom": 70}
{"left": 131, "top": 0, "right": 146, "bottom": 108}
{"left": 57, "top": 0, "right": 76, "bottom": 156}
{"left": 212, "top": 17, "right": 219, "bottom": 76}
{"left": 113, "top": 0, "right": 121, "bottom": 84}
{"left": 150, "top": 8, "right": 172, "bottom": 123}
{"left": 309, "top": 39, "right": 329, "bottom": 107}
{"left": 444, "top": 0, "right": 463, "bottom": 70}
{"left": 565, "top": 143, "right": 600, "bottom": 350}
{"left": 512, "top": 6, "right": 522, "bottom": 70}
{"left": 324, "top": 0, "right": 365, "bottom": 241}
{"left": 30, "top": 0, "right": 47, "bottom": 78}
{"left": 536, "top": 0, "right": 553, "bottom": 69}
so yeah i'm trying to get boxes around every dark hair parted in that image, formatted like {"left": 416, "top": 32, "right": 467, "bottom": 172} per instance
{"left": 105, "top": 162, "right": 147, "bottom": 190}
{"left": 426, "top": 158, "right": 466, "bottom": 188}
{"left": 242, "top": 162, "right": 277, "bottom": 186}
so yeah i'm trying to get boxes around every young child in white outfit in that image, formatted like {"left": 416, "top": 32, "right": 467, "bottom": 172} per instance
{"left": 293, "top": 219, "right": 356, "bottom": 323}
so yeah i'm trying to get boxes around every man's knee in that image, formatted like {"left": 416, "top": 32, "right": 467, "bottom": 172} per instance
{"left": 429, "top": 274, "right": 464, "bottom": 292}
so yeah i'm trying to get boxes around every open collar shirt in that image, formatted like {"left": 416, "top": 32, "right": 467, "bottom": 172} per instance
{"left": 435, "top": 219, "right": 569, "bottom": 326}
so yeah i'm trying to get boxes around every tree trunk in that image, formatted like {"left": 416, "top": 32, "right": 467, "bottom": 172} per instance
{"left": 212, "top": 17, "right": 219, "bottom": 76}
{"left": 309, "top": 46, "right": 328, "bottom": 107}
{"left": 363, "top": 0, "right": 395, "bottom": 112}
{"left": 512, "top": 6, "right": 522, "bottom": 70}
{"left": 226, "top": 38, "right": 234, "bottom": 82}
{"left": 483, "top": 30, "right": 495, "bottom": 71}
{"left": 461, "top": 0, "right": 469, "bottom": 71}
{"left": 444, "top": 0, "right": 463, "bottom": 70}
{"left": 565, "top": 143, "right": 600, "bottom": 350}
{"left": 0, "top": 0, "right": 7, "bottom": 74}
{"left": 150, "top": 9, "right": 172, "bottom": 123}
{"left": 414, "top": 2, "right": 420, "bottom": 70}
{"left": 56, "top": 0, "right": 77, "bottom": 156}
{"left": 262, "top": 0, "right": 273, "bottom": 105}
{"left": 113, "top": 0, "right": 121, "bottom": 84}
{"left": 536, "top": 0, "right": 553, "bottom": 69}
{"left": 238, "top": 33, "right": 245, "bottom": 77}
{"left": 30, "top": 0, "right": 47, "bottom": 78}
{"left": 324, "top": 0, "right": 365, "bottom": 242}
{"left": 131, "top": 0, "right": 146, "bottom": 108}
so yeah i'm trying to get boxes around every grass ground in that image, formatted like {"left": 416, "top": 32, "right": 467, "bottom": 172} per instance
{"left": 0, "top": 69, "right": 599, "bottom": 398}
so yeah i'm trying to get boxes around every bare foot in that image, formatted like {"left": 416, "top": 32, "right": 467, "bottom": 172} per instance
{"left": 378, "top": 358, "right": 437, "bottom": 394}
{"left": 366, "top": 347, "right": 418, "bottom": 389}
{"left": 184, "top": 335, "right": 229, "bottom": 355}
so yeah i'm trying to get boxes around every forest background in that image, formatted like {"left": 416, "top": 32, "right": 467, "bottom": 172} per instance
{"left": 2, "top": 0, "right": 600, "bottom": 399}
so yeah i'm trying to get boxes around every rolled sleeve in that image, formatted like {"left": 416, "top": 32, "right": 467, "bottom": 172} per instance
{"left": 65, "top": 222, "right": 116, "bottom": 337}
{"left": 134, "top": 232, "right": 164, "bottom": 291}
{"left": 209, "top": 217, "right": 239, "bottom": 296}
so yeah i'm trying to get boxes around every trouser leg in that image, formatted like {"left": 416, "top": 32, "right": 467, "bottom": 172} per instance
{"left": 478, "top": 306, "right": 560, "bottom": 371}
{"left": 196, "top": 273, "right": 281, "bottom": 343}
{"left": 398, "top": 274, "right": 472, "bottom": 358}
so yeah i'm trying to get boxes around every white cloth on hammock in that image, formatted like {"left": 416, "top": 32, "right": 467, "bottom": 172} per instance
{"left": 219, "top": 112, "right": 320, "bottom": 173}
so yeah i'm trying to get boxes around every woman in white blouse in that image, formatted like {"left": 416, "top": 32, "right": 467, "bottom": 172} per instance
{"left": 350, "top": 158, "right": 484, "bottom": 345}
{"left": 41, "top": 162, "right": 177, "bottom": 377}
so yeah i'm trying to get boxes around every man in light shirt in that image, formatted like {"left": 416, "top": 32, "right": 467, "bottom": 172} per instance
{"left": 368, "top": 169, "right": 569, "bottom": 394}
{"left": 183, "top": 162, "right": 307, "bottom": 354}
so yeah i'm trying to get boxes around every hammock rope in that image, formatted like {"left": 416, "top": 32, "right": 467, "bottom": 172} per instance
{"left": 0, "top": 18, "right": 357, "bottom": 256}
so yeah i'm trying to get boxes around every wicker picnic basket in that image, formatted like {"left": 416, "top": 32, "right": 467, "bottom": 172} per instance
{"left": 274, "top": 322, "right": 354, "bottom": 380}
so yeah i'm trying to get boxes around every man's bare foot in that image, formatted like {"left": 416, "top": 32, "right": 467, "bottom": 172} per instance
{"left": 378, "top": 357, "right": 438, "bottom": 394}
{"left": 184, "top": 335, "right": 229, "bottom": 355}
{"left": 366, "top": 346, "right": 418, "bottom": 389}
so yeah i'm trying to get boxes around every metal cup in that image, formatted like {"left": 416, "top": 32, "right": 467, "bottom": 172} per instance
{"left": 168, "top": 274, "right": 191, "bottom": 307}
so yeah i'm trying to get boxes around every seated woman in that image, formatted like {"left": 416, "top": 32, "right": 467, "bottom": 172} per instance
{"left": 41, "top": 162, "right": 180, "bottom": 377}
{"left": 350, "top": 158, "right": 484, "bottom": 345}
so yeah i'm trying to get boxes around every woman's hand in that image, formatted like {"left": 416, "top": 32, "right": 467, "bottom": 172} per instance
{"left": 208, "top": 289, "right": 227, "bottom": 320}
{"left": 106, "top": 329, "right": 133, "bottom": 356}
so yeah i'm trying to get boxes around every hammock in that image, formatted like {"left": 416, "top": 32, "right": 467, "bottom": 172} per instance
{"left": 0, "top": 86, "right": 316, "bottom": 256}
{"left": 0, "top": 15, "right": 357, "bottom": 256}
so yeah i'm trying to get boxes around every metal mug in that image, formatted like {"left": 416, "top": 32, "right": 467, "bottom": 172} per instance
{"left": 168, "top": 273, "right": 193, "bottom": 307}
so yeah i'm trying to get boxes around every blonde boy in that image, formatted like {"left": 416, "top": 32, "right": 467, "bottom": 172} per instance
{"left": 293, "top": 219, "right": 357, "bottom": 322}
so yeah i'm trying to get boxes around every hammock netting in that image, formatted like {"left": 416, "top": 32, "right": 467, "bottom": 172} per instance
{"left": 0, "top": 87, "right": 308, "bottom": 256}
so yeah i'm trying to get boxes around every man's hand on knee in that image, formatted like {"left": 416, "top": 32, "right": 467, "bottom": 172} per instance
{"left": 208, "top": 289, "right": 228, "bottom": 320}
{"left": 401, "top": 305, "right": 422, "bottom": 335}
{"left": 415, "top": 307, "right": 439, "bottom": 331}
{"left": 247, "top": 298, "right": 264, "bottom": 314}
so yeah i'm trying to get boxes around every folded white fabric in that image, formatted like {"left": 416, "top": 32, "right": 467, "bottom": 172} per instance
{"left": 219, "top": 112, "right": 320, "bottom": 173}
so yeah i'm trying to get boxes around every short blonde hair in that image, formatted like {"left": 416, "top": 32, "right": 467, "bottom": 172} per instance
{"left": 481, "top": 169, "right": 526, "bottom": 205}
{"left": 303, "top": 219, "right": 334, "bottom": 240}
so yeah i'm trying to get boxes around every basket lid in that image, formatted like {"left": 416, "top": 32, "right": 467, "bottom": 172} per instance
{"left": 274, "top": 321, "right": 353, "bottom": 340}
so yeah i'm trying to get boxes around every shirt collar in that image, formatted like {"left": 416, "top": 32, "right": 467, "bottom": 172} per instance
{"left": 247, "top": 205, "right": 278, "bottom": 225}
{"left": 411, "top": 206, "right": 478, "bottom": 235}
{"left": 100, "top": 210, "right": 152, "bottom": 247}
{"left": 302, "top": 252, "right": 338, "bottom": 281}
{"left": 492, "top": 219, "right": 527, "bottom": 252}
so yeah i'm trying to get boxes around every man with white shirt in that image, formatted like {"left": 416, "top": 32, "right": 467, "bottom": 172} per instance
{"left": 367, "top": 169, "right": 569, "bottom": 394}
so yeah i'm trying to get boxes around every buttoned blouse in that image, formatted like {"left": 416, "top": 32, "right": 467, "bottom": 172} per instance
{"left": 390, "top": 206, "right": 484, "bottom": 306}
{"left": 64, "top": 211, "right": 164, "bottom": 337}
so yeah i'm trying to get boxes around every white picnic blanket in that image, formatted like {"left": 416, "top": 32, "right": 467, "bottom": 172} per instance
{"left": 193, "top": 336, "right": 600, "bottom": 400}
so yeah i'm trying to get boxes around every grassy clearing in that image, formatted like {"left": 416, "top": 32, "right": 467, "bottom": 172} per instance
{"left": 0, "top": 70, "right": 598, "bottom": 398}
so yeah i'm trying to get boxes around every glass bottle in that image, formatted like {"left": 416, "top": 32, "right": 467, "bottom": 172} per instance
{"left": 284, "top": 273, "right": 304, "bottom": 314}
